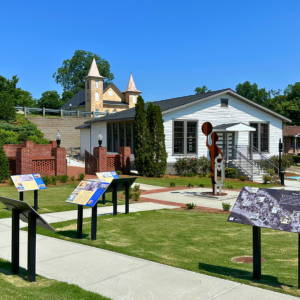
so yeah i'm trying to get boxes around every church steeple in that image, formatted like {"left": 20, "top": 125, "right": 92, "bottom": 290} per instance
{"left": 123, "top": 73, "right": 141, "bottom": 108}
{"left": 86, "top": 58, "right": 105, "bottom": 79}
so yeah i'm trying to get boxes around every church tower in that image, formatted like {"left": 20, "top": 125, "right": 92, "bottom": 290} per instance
{"left": 84, "top": 58, "right": 105, "bottom": 113}
{"left": 123, "top": 74, "right": 141, "bottom": 108}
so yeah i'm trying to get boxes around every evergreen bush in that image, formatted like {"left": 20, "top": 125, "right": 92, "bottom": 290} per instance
{"left": 0, "top": 92, "right": 16, "bottom": 121}
{"left": 78, "top": 173, "right": 85, "bottom": 181}
{"left": 225, "top": 168, "right": 238, "bottom": 179}
{"left": 0, "top": 145, "right": 10, "bottom": 182}
{"left": 270, "top": 154, "right": 293, "bottom": 170}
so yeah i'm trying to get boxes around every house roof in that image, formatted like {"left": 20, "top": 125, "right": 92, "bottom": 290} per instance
{"left": 84, "top": 88, "right": 292, "bottom": 124}
{"left": 60, "top": 82, "right": 112, "bottom": 109}
{"left": 283, "top": 126, "right": 300, "bottom": 137}
{"left": 103, "top": 100, "right": 128, "bottom": 106}
{"left": 75, "top": 124, "right": 91, "bottom": 130}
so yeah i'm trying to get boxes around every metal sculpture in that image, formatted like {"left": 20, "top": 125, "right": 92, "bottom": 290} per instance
{"left": 202, "top": 122, "right": 225, "bottom": 194}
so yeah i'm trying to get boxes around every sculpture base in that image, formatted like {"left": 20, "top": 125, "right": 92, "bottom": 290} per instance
{"left": 201, "top": 192, "right": 228, "bottom": 197}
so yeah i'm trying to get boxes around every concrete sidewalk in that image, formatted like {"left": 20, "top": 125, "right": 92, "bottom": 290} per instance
{"left": 0, "top": 221, "right": 297, "bottom": 299}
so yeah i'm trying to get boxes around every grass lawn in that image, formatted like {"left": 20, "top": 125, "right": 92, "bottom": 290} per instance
{"left": 30, "top": 209, "right": 300, "bottom": 298}
{"left": 0, "top": 184, "right": 124, "bottom": 219}
{"left": 135, "top": 176, "right": 278, "bottom": 189}
{"left": 0, "top": 258, "right": 110, "bottom": 300}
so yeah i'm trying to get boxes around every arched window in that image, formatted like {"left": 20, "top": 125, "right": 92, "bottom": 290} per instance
{"left": 95, "top": 92, "right": 99, "bottom": 102}
{"left": 132, "top": 95, "right": 136, "bottom": 104}
{"left": 95, "top": 80, "right": 99, "bottom": 89}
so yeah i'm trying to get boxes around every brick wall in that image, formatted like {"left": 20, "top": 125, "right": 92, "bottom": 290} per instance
{"left": 4, "top": 141, "right": 66, "bottom": 176}
{"left": 86, "top": 146, "right": 131, "bottom": 174}
{"left": 26, "top": 117, "right": 93, "bottom": 150}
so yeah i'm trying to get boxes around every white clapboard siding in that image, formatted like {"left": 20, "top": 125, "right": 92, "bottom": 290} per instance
{"left": 90, "top": 123, "right": 107, "bottom": 152}
{"left": 163, "top": 93, "right": 283, "bottom": 163}
{"left": 80, "top": 128, "right": 91, "bottom": 156}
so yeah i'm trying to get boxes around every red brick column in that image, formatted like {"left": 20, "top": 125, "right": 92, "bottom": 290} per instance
{"left": 52, "top": 148, "right": 67, "bottom": 175}
{"left": 16, "top": 147, "right": 33, "bottom": 174}
{"left": 93, "top": 147, "right": 107, "bottom": 172}
{"left": 118, "top": 147, "right": 131, "bottom": 171}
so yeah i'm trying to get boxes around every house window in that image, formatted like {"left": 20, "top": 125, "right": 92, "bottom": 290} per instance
{"left": 87, "top": 93, "right": 89, "bottom": 101}
{"left": 113, "top": 124, "right": 118, "bottom": 152}
{"left": 95, "top": 80, "right": 99, "bottom": 89}
{"left": 107, "top": 124, "right": 112, "bottom": 152}
{"left": 95, "top": 92, "right": 99, "bottom": 102}
{"left": 250, "top": 122, "right": 269, "bottom": 152}
{"left": 174, "top": 121, "right": 184, "bottom": 154}
{"left": 119, "top": 123, "right": 125, "bottom": 147}
{"left": 87, "top": 80, "right": 89, "bottom": 89}
{"left": 221, "top": 99, "right": 228, "bottom": 107}
{"left": 126, "top": 123, "right": 132, "bottom": 147}
{"left": 187, "top": 122, "right": 197, "bottom": 153}
{"left": 132, "top": 95, "right": 137, "bottom": 104}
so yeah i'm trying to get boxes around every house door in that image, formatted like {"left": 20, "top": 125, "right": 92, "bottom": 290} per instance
{"left": 215, "top": 132, "right": 235, "bottom": 160}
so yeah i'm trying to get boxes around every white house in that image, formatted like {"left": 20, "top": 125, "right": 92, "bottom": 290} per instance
{"left": 76, "top": 88, "right": 291, "bottom": 182}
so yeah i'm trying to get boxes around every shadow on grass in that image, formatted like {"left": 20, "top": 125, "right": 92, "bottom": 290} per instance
{"left": 198, "top": 262, "right": 293, "bottom": 289}
{"left": 56, "top": 230, "right": 89, "bottom": 239}
{"left": 0, "top": 260, "right": 28, "bottom": 281}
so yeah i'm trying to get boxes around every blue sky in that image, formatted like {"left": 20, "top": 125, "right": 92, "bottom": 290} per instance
{"left": 1, "top": 0, "right": 300, "bottom": 102}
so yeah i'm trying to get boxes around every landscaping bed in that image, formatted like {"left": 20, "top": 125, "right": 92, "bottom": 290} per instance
{"left": 29, "top": 209, "right": 300, "bottom": 298}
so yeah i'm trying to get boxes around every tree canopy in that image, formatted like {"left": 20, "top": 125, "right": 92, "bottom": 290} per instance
{"left": 37, "top": 90, "right": 63, "bottom": 109}
{"left": 195, "top": 85, "right": 211, "bottom": 94}
{"left": 0, "top": 75, "right": 36, "bottom": 107}
{"left": 53, "top": 50, "right": 114, "bottom": 93}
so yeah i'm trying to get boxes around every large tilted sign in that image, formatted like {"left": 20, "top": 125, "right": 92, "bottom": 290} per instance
{"left": 228, "top": 187, "right": 300, "bottom": 287}
{"left": 11, "top": 173, "right": 46, "bottom": 192}
{"left": 228, "top": 187, "right": 300, "bottom": 233}
{"left": 0, "top": 197, "right": 55, "bottom": 282}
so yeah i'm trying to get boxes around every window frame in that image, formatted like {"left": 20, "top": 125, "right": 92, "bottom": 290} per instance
{"left": 221, "top": 98, "right": 228, "bottom": 107}
{"left": 95, "top": 80, "right": 99, "bottom": 89}
{"left": 172, "top": 119, "right": 198, "bottom": 156}
{"left": 249, "top": 122, "right": 270, "bottom": 153}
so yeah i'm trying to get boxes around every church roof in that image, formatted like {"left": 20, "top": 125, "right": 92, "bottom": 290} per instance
{"left": 85, "top": 58, "right": 105, "bottom": 79}
{"left": 123, "top": 74, "right": 141, "bottom": 93}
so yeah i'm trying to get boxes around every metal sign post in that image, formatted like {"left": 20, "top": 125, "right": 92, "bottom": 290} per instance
{"left": 279, "top": 139, "right": 285, "bottom": 186}
{"left": 77, "top": 205, "right": 83, "bottom": 239}
{"left": 19, "top": 192, "right": 24, "bottom": 201}
{"left": 34, "top": 190, "right": 38, "bottom": 211}
{"left": 253, "top": 226, "right": 261, "bottom": 280}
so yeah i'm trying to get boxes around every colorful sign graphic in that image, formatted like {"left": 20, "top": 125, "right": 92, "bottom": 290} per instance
{"left": 66, "top": 172, "right": 119, "bottom": 207}
{"left": 228, "top": 187, "right": 300, "bottom": 233}
{"left": 11, "top": 173, "right": 46, "bottom": 192}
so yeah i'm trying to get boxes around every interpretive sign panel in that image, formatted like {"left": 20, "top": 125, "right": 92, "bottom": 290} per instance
{"left": 0, "top": 196, "right": 55, "bottom": 231}
{"left": 11, "top": 174, "right": 46, "bottom": 192}
{"left": 227, "top": 187, "right": 300, "bottom": 233}
{"left": 66, "top": 171, "right": 120, "bottom": 207}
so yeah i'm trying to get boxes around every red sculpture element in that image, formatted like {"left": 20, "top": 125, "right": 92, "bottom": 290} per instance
{"left": 202, "top": 122, "right": 224, "bottom": 194}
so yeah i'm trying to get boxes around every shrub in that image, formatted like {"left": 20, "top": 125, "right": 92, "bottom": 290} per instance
{"left": 50, "top": 175, "right": 58, "bottom": 185}
{"left": 8, "top": 177, "right": 14, "bottom": 186}
{"left": 174, "top": 156, "right": 210, "bottom": 175}
{"left": 42, "top": 175, "right": 51, "bottom": 186}
{"left": 198, "top": 156, "right": 210, "bottom": 173}
{"left": 199, "top": 173, "right": 207, "bottom": 178}
{"left": 123, "top": 187, "right": 133, "bottom": 195}
{"left": 116, "top": 170, "right": 122, "bottom": 175}
{"left": 267, "top": 169, "right": 275, "bottom": 176}
{"left": 174, "top": 157, "right": 191, "bottom": 175}
{"left": 225, "top": 168, "right": 238, "bottom": 179}
{"left": 239, "top": 175, "right": 247, "bottom": 181}
{"left": 78, "top": 173, "right": 85, "bottom": 181}
{"left": 293, "top": 156, "right": 300, "bottom": 166}
{"left": 187, "top": 182, "right": 194, "bottom": 188}
{"left": 180, "top": 172, "right": 197, "bottom": 177}
{"left": 185, "top": 203, "right": 197, "bottom": 210}
{"left": 133, "top": 184, "right": 140, "bottom": 192}
{"left": 132, "top": 191, "right": 141, "bottom": 201}
{"left": 59, "top": 174, "right": 69, "bottom": 183}
{"left": 129, "top": 192, "right": 134, "bottom": 199}
{"left": 199, "top": 183, "right": 205, "bottom": 188}
{"left": 0, "top": 145, "right": 10, "bottom": 183}
{"left": 71, "top": 175, "right": 75, "bottom": 182}
{"left": 227, "top": 185, "right": 235, "bottom": 189}
{"left": 169, "top": 181, "right": 176, "bottom": 187}
{"left": 222, "top": 202, "right": 231, "bottom": 211}
{"left": 270, "top": 154, "right": 293, "bottom": 171}
{"left": 263, "top": 174, "right": 273, "bottom": 184}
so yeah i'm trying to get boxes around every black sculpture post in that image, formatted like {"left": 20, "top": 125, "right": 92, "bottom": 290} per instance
{"left": 253, "top": 226, "right": 261, "bottom": 280}
{"left": 279, "top": 138, "right": 285, "bottom": 186}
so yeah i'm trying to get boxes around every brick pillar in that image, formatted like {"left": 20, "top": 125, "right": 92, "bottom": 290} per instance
{"left": 118, "top": 147, "right": 131, "bottom": 171}
{"left": 52, "top": 147, "right": 67, "bottom": 175}
{"left": 93, "top": 147, "right": 107, "bottom": 172}
{"left": 16, "top": 147, "right": 33, "bottom": 175}
{"left": 50, "top": 140, "right": 57, "bottom": 148}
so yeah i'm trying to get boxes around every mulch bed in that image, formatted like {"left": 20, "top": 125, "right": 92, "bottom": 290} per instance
{"left": 173, "top": 207, "right": 230, "bottom": 214}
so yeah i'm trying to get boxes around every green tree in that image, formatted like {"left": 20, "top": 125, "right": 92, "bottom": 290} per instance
{"left": 195, "top": 85, "right": 211, "bottom": 94}
{"left": 146, "top": 102, "right": 155, "bottom": 176}
{"left": 16, "top": 90, "right": 36, "bottom": 107}
{"left": 151, "top": 105, "right": 167, "bottom": 177}
{"left": 37, "top": 91, "right": 63, "bottom": 109}
{"left": 235, "top": 81, "right": 270, "bottom": 105}
{"left": 0, "top": 145, "right": 9, "bottom": 182}
{"left": 134, "top": 95, "right": 150, "bottom": 176}
{"left": 0, "top": 92, "right": 16, "bottom": 121}
{"left": 53, "top": 50, "right": 114, "bottom": 93}
{"left": 62, "top": 90, "right": 75, "bottom": 103}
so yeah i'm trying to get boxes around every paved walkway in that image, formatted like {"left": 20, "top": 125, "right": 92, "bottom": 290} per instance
{"left": 0, "top": 206, "right": 297, "bottom": 299}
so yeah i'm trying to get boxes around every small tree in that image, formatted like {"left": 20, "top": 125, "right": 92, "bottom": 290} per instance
{"left": 146, "top": 102, "right": 155, "bottom": 176}
{"left": 152, "top": 105, "right": 167, "bottom": 177}
{"left": 0, "top": 145, "right": 10, "bottom": 182}
{"left": 134, "top": 95, "right": 149, "bottom": 176}
{"left": 0, "top": 92, "right": 16, "bottom": 121}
